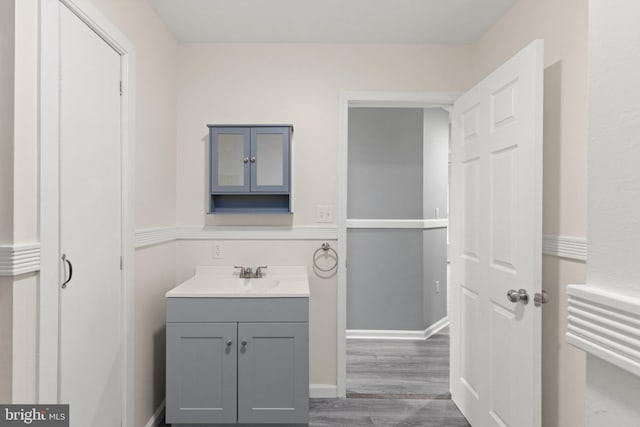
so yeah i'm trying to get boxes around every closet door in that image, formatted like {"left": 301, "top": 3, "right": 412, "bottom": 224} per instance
{"left": 58, "top": 5, "right": 123, "bottom": 426}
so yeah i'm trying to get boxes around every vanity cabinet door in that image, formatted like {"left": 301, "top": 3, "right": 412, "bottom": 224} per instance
{"left": 250, "top": 127, "right": 291, "bottom": 193}
{"left": 237, "top": 322, "right": 309, "bottom": 424}
{"left": 166, "top": 322, "right": 238, "bottom": 424}
{"left": 210, "top": 127, "right": 251, "bottom": 193}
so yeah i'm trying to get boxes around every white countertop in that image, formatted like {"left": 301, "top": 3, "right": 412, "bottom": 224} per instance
{"left": 166, "top": 265, "right": 310, "bottom": 298}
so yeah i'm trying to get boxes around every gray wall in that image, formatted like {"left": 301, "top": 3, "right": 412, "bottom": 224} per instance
{"left": 347, "top": 107, "right": 449, "bottom": 331}
{"left": 347, "top": 229, "right": 425, "bottom": 330}
{"left": 348, "top": 108, "right": 423, "bottom": 219}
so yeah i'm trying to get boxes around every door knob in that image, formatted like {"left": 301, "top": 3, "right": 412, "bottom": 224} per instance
{"left": 507, "top": 289, "right": 529, "bottom": 305}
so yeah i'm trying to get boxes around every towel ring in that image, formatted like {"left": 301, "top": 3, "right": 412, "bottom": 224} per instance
{"left": 313, "top": 242, "right": 338, "bottom": 272}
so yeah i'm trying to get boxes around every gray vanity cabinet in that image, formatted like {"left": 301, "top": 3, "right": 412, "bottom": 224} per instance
{"left": 208, "top": 125, "right": 292, "bottom": 214}
{"left": 237, "top": 322, "right": 308, "bottom": 423}
{"left": 165, "top": 297, "right": 309, "bottom": 426}
{"left": 166, "top": 322, "right": 238, "bottom": 424}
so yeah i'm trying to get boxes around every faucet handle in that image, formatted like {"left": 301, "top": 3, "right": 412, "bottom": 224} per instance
{"left": 255, "top": 266, "right": 268, "bottom": 278}
{"left": 234, "top": 265, "right": 246, "bottom": 277}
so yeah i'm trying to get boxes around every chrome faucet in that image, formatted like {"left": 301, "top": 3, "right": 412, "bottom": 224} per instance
{"left": 255, "top": 266, "right": 268, "bottom": 278}
{"left": 234, "top": 265, "right": 268, "bottom": 278}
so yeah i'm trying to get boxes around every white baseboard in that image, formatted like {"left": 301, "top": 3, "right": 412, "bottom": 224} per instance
{"left": 347, "top": 317, "right": 449, "bottom": 340}
{"left": 309, "top": 384, "right": 338, "bottom": 398}
{"left": 145, "top": 399, "right": 165, "bottom": 427}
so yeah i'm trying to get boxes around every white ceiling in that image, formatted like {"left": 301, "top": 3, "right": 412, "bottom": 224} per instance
{"left": 149, "top": 0, "right": 518, "bottom": 44}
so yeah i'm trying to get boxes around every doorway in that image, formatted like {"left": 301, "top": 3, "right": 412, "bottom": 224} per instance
{"left": 337, "top": 92, "right": 459, "bottom": 397}
{"left": 345, "top": 106, "right": 450, "bottom": 399}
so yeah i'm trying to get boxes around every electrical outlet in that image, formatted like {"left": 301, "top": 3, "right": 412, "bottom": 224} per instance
{"left": 317, "top": 205, "right": 334, "bottom": 223}
{"left": 212, "top": 242, "right": 224, "bottom": 259}
{"left": 435, "top": 280, "right": 441, "bottom": 294}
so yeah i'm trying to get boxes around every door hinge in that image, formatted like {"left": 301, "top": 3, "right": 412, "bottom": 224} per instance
{"left": 120, "top": 256, "right": 123, "bottom": 270}
{"left": 119, "top": 81, "right": 123, "bottom": 96}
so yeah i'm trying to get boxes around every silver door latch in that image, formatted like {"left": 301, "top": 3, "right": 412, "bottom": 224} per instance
{"left": 534, "top": 290, "right": 548, "bottom": 307}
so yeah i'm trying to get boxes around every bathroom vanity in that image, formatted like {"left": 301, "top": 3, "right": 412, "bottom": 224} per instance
{"left": 165, "top": 266, "right": 309, "bottom": 426}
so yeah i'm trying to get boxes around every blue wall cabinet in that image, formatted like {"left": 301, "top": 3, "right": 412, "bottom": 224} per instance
{"left": 208, "top": 125, "right": 292, "bottom": 214}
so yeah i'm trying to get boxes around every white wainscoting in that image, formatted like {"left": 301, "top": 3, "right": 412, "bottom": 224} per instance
{"left": 0, "top": 244, "right": 41, "bottom": 276}
{"left": 347, "top": 317, "right": 449, "bottom": 340}
{"left": 567, "top": 285, "right": 640, "bottom": 378}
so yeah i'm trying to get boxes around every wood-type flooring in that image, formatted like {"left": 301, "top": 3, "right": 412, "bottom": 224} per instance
{"left": 163, "top": 328, "right": 470, "bottom": 426}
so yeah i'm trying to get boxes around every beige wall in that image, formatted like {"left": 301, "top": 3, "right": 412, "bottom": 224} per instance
{"left": 13, "top": 0, "right": 38, "bottom": 244}
{"left": 134, "top": 244, "right": 176, "bottom": 427}
{"left": 473, "top": 0, "right": 589, "bottom": 426}
{"left": 86, "top": 1, "right": 179, "bottom": 425}
{"left": 0, "top": 0, "right": 39, "bottom": 404}
{"left": 174, "top": 43, "right": 473, "bottom": 390}
{"left": 176, "top": 43, "right": 473, "bottom": 226}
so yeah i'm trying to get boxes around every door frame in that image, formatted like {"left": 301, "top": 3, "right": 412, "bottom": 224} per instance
{"left": 337, "top": 91, "right": 459, "bottom": 397}
{"left": 39, "top": 1, "right": 136, "bottom": 426}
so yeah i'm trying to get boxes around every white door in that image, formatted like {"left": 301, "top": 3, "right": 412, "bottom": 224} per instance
{"left": 450, "top": 40, "right": 543, "bottom": 427}
{"left": 59, "top": 5, "right": 123, "bottom": 426}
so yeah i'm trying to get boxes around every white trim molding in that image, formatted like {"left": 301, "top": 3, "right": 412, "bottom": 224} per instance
{"left": 542, "top": 235, "right": 587, "bottom": 261}
{"left": 135, "top": 226, "right": 338, "bottom": 249}
{"left": 0, "top": 244, "right": 41, "bottom": 276}
{"left": 346, "top": 219, "right": 448, "bottom": 229}
{"left": 567, "top": 285, "right": 640, "bottom": 378}
{"left": 347, "top": 317, "right": 449, "bottom": 340}
{"left": 135, "top": 227, "right": 178, "bottom": 248}
{"left": 309, "top": 384, "right": 338, "bottom": 398}
{"left": 144, "top": 399, "right": 165, "bottom": 427}
{"left": 0, "top": 233, "right": 583, "bottom": 271}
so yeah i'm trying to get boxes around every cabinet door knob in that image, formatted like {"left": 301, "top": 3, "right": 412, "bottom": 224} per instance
{"left": 226, "top": 339, "right": 233, "bottom": 347}
{"left": 243, "top": 157, "right": 249, "bottom": 163}
{"left": 241, "top": 339, "right": 248, "bottom": 347}
{"left": 250, "top": 156, "right": 256, "bottom": 163}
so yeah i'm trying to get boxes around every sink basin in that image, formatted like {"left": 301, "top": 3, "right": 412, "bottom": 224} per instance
{"left": 218, "top": 278, "right": 280, "bottom": 292}
{"left": 166, "top": 266, "right": 309, "bottom": 298}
